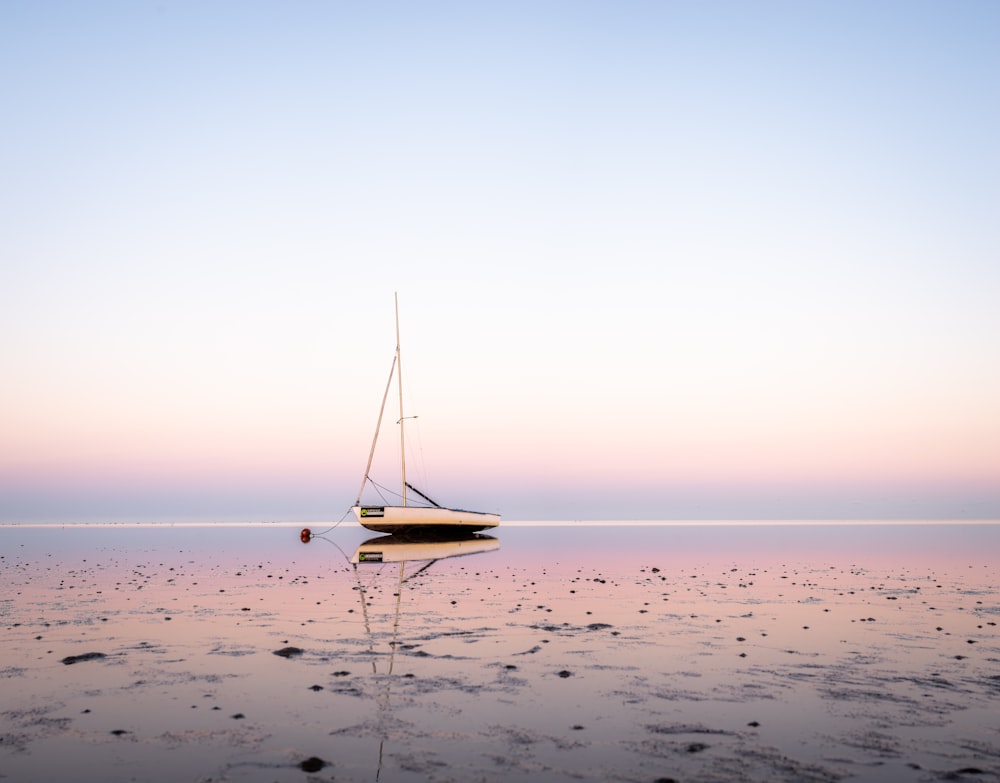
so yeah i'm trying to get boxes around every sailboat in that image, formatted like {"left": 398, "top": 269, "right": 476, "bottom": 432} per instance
{"left": 351, "top": 294, "right": 500, "bottom": 535}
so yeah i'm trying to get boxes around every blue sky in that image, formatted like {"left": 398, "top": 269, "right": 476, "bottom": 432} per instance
{"left": 2, "top": 1, "right": 999, "bottom": 522}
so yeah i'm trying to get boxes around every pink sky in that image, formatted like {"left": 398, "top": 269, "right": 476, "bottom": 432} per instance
{"left": 2, "top": 2, "right": 999, "bottom": 522}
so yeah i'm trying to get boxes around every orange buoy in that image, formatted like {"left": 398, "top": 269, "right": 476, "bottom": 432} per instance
{"left": 300, "top": 528, "right": 312, "bottom": 543}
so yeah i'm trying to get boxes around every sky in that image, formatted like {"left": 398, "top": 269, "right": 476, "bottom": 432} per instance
{"left": 2, "top": 1, "right": 999, "bottom": 523}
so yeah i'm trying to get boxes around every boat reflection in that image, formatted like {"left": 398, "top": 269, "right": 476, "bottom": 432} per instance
{"left": 351, "top": 532, "right": 500, "bottom": 564}
{"left": 309, "top": 531, "right": 499, "bottom": 780}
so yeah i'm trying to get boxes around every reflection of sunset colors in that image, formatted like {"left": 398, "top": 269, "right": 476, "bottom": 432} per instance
{"left": 2, "top": 523, "right": 997, "bottom": 781}
{"left": 2, "top": 3, "right": 999, "bottom": 523}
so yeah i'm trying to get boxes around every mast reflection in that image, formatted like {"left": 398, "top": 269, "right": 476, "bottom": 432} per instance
{"left": 311, "top": 531, "right": 499, "bottom": 780}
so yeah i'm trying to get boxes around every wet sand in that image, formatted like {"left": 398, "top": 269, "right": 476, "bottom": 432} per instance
{"left": 1, "top": 523, "right": 998, "bottom": 782}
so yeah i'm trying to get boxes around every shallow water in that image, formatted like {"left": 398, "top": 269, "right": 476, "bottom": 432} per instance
{"left": 1, "top": 522, "right": 998, "bottom": 782}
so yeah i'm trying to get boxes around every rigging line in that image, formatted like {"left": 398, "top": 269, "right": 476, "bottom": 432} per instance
{"left": 367, "top": 477, "right": 393, "bottom": 506}
{"left": 388, "top": 560, "right": 405, "bottom": 675}
{"left": 367, "top": 477, "right": 437, "bottom": 509}
{"left": 374, "top": 560, "right": 405, "bottom": 783}
{"left": 308, "top": 529, "right": 353, "bottom": 564}
{"left": 410, "top": 415, "right": 435, "bottom": 506}
{"left": 367, "top": 477, "right": 402, "bottom": 505}
{"left": 303, "top": 529, "right": 381, "bottom": 592}
{"left": 405, "top": 482, "right": 442, "bottom": 508}
{"left": 402, "top": 559, "right": 438, "bottom": 583}
{"left": 308, "top": 507, "right": 354, "bottom": 537}
{"left": 355, "top": 353, "right": 398, "bottom": 506}
{"left": 304, "top": 532, "right": 387, "bottom": 608}
{"left": 402, "top": 387, "right": 434, "bottom": 505}
{"left": 397, "top": 351, "right": 435, "bottom": 505}
{"left": 344, "top": 560, "right": 379, "bottom": 675}
{"left": 395, "top": 292, "right": 406, "bottom": 506}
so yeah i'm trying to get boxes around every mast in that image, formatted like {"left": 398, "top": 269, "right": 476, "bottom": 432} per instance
{"left": 395, "top": 292, "right": 407, "bottom": 506}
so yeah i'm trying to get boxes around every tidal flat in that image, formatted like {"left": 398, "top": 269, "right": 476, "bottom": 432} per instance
{"left": 1, "top": 522, "right": 998, "bottom": 782}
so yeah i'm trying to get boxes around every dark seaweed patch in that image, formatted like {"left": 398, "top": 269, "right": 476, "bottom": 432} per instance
{"left": 61, "top": 652, "right": 106, "bottom": 665}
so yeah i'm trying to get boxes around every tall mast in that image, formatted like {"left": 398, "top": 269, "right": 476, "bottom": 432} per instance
{"left": 395, "top": 292, "right": 407, "bottom": 506}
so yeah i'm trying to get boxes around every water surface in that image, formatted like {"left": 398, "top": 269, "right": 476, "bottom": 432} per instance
{"left": 1, "top": 522, "right": 998, "bottom": 782}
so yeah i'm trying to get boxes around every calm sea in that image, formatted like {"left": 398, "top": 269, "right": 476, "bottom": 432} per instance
{"left": 2, "top": 520, "right": 997, "bottom": 783}
{"left": 3, "top": 519, "right": 998, "bottom": 569}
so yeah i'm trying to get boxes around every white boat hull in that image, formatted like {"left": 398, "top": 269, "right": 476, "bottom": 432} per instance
{"left": 352, "top": 505, "right": 500, "bottom": 534}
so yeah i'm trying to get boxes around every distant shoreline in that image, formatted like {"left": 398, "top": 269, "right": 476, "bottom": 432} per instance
{"left": 2, "top": 518, "right": 999, "bottom": 529}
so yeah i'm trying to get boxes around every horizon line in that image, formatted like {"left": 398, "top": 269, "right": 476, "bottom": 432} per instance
{"left": 2, "top": 518, "right": 999, "bottom": 529}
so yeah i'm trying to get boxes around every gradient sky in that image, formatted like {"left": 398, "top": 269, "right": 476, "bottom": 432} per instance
{"left": 2, "top": 1, "right": 999, "bottom": 522}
